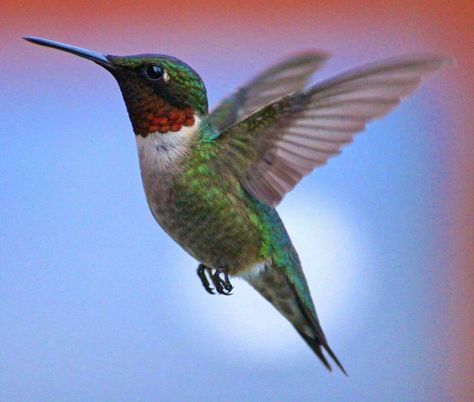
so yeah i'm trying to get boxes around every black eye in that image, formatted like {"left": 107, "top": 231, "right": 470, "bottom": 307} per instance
{"left": 146, "top": 64, "right": 164, "bottom": 80}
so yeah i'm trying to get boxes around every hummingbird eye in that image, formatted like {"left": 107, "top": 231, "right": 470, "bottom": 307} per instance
{"left": 145, "top": 64, "right": 164, "bottom": 80}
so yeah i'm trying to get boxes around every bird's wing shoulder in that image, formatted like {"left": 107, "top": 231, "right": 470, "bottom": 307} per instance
{"left": 211, "top": 55, "right": 449, "bottom": 207}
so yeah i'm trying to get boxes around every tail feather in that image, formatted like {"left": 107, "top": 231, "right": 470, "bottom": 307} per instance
{"left": 296, "top": 329, "right": 332, "bottom": 371}
{"left": 292, "top": 282, "right": 348, "bottom": 375}
{"left": 297, "top": 328, "right": 348, "bottom": 375}
{"left": 324, "top": 342, "right": 348, "bottom": 376}
{"left": 244, "top": 262, "right": 347, "bottom": 374}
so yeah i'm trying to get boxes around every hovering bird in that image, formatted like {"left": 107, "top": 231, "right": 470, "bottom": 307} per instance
{"left": 24, "top": 36, "right": 448, "bottom": 374}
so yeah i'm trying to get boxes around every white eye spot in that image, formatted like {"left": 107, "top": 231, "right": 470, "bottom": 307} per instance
{"left": 163, "top": 70, "right": 170, "bottom": 82}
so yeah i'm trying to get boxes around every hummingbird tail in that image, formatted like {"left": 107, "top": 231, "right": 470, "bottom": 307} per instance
{"left": 243, "top": 262, "right": 347, "bottom": 375}
{"left": 293, "top": 296, "right": 348, "bottom": 376}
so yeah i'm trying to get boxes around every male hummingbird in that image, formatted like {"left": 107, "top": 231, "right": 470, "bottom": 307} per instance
{"left": 24, "top": 36, "right": 448, "bottom": 374}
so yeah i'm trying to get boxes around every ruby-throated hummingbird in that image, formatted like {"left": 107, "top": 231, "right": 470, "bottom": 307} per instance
{"left": 24, "top": 36, "right": 449, "bottom": 374}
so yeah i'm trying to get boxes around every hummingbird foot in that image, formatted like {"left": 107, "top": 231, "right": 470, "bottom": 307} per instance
{"left": 197, "top": 264, "right": 215, "bottom": 294}
{"left": 196, "top": 264, "right": 233, "bottom": 295}
{"left": 212, "top": 267, "right": 233, "bottom": 295}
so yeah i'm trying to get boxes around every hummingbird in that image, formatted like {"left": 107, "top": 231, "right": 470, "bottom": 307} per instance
{"left": 24, "top": 36, "right": 449, "bottom": 374}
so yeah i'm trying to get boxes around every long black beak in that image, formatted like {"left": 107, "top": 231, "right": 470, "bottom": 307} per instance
{"left": 23, "top": 36, "right": 115, "bottom": 71}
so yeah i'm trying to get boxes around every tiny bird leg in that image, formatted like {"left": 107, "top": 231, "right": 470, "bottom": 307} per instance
{"left": 196, "top": 264, "right": 215, "bottom": 294}
{"left": 211, "top": 267, "right": 233, "bottom": 295}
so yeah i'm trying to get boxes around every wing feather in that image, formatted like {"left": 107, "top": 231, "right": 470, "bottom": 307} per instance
{"left": 215, "top": 55, "right": 450, "bottom": 206}
{"left": 208, "top": 52, "right": 329, "bottom": 131}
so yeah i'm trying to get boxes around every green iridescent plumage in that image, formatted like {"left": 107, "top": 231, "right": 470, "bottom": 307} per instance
{"left": 108, "top": 54, "right": 208, "bottom": 115}
{"left": 25, "top": 36, "right": 448, "bottom": 375}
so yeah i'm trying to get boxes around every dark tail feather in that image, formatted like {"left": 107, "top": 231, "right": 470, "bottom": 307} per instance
{"left": 297, "top": 330, "right": 332, "bottom": 371}
{"left": 297, "top": 330, "right": 348, "bottom": 376}
{"left": 323, "top": 340, "right": 348, "bottom": 376}
{"left": 245, "top": 263, "right": 347, "bottom": 374}
{"left": 292, "top": 285, "right": 348, "bottom": 375}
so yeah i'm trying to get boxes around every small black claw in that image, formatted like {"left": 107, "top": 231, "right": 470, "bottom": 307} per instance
{"left": 196, "top": 265, "right": 234, "bottom": 296}
{"left": 222, "top": 269, "right": 233, "bottom": 292}
{"left": 212, "top": 267, "right": 233, "bottom": 295}
{"left": 197, "top": 264, "right": 215, "bottom": 294}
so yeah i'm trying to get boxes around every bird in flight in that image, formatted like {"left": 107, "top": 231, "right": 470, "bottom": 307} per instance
{"left": 25, "top": 36, "right": 449, "bottom": 374}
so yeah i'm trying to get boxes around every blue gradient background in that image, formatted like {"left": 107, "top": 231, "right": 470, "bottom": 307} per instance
{"left": 1, "top": 2, "right": 470, "bottom": 401}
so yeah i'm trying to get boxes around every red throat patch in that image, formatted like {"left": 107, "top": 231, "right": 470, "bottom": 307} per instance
{"left": 115, "top": 71, "right": 196, "bottom": 137}
{"left": 132, "top": 97, "right": 195, "bottom": 136}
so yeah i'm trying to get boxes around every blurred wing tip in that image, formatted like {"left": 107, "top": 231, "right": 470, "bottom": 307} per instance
{"left": 416, "top": 54, "right": 455, "bottom": 70}
{"left": 286, "top": 49, "right": 331, "bottom": 60}
{"left": 306, "top": 49, "right": 331, "bottom": 61}
{"left": 270, "top": 50, "right": 331, "bottom": 71}
{"left": 430, "top": 55, "right": 456, "bottom": 70}
{"left": 386, "top": 53, "right": 455, "bottom": 72}
{"left": 411, "top": 53, "right": 454, "bottom": 64}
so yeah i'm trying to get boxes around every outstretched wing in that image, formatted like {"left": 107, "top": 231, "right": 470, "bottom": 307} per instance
{"left": 208, "top": 51, "right": 329, "bottom": 131}
{"left": 214, "top": 55, "right": 449, "bottom": 207}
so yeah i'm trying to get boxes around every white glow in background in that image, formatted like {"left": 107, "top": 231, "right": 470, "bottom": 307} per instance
{"left": 178, "top": 193, "right": 375, "bottom": 365}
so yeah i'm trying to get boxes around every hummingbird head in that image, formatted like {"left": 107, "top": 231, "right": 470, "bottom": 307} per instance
{"left": 24, "top": 37, "right": 208, "bottom": 137}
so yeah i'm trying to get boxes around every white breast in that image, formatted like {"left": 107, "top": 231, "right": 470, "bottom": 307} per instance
{"left": 135, "top": 115, "right": 201, "bottom": 213}
{"left": 136, "top": 115, "right": 201, "bottom": 175}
